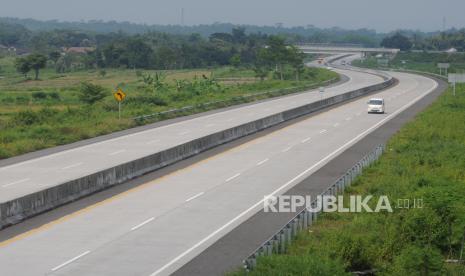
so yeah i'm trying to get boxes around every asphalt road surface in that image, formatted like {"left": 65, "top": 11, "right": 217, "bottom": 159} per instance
{"left": 0, "top": 67, "right": 383, "bottom": 203}
{"left": 0, "top": 67, "right": 437, "bottom": 275}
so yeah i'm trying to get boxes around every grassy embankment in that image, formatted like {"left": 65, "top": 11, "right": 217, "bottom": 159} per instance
{"left": 0, "top": 56, "right": 338, "bottom": 159}
{"left": 353, "top": 52, "right": 465, "bottom": 75}
{"left": 236, "top": 84, "right": 465, "bottom": 275}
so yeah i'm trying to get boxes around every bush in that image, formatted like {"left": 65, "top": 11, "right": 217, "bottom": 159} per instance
{"left": 78, "top": 82, "right": 108, "bottom": 105}
{"left": 48, "top": 92, "right": 61, "bottom": 100}
{"left": 15, "top": 95, "right": 29, "bottom": 104}
{"left": 389, "top": 245, "right": 444, "bottom": 275}
{"left": 247, "top": 254, "right": 349, "bottom": 276}
{"left": 32, "top": 92, "right": 47, "bottom": 100}
{"left": 12, "top": 110, "right": 41, "bottom": 125}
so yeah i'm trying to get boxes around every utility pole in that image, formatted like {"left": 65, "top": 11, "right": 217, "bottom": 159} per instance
{"left": 181, "top": 8, "right": 185, "bottom": 26}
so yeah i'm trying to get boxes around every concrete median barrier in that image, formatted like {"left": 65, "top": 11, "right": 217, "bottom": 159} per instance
{"left": 0, "top": 73, "right": 395, "bottom": 229}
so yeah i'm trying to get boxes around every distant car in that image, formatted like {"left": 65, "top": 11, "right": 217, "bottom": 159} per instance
{"left": 341, "top": 60, "right": 346, "bottom": 65}
{"left": 367, "top": 98, "right": 385, "bottom": 114}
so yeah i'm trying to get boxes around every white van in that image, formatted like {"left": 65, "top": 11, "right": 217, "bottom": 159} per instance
{"left": 367, "top": 98, "right": 385, "bottom": 114}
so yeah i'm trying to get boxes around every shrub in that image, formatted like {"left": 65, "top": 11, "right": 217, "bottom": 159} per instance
{"left": 48, "top": 92, "right": 61, "bottom": 100}
{"left": 78, "top": 82, "right": 108, "bottom": 105}
{"left": 32, "top": 92, "right": 48, "bottom": 100}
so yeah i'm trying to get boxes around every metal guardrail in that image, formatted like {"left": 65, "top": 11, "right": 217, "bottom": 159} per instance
{"left": 132, "top": 78, "right": 338, "bottom": 123}
{"left": 242, "top": 144, "right": 385, "bottom": 271}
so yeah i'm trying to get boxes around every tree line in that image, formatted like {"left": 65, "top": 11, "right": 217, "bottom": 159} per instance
{"left": 381, "top": 30, "right": 465, "bottom": 51}
{"left": 12, "top": 27, "right": 307, "bottom": 82}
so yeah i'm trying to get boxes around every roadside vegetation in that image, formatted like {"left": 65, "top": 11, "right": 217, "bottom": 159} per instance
{"left": 353, "top": 52, "right": 465, "bottom": 75}
{"left": 236, "top": 84, "right": 465, "bottom": 275}
{"left": 0, "top": 52, "right": 337, "bottom": 159}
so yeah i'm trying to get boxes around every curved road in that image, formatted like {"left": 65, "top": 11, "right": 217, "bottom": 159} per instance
{"left": 0, "top": 62, "right": 438, "bottom": 275}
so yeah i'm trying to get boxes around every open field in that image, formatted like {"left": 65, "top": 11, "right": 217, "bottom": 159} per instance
{"left": 0, "top": 57, "right": 338, "bottom": 159}
{"left": 238, "top": 84, "right": 465, "bottom": 275}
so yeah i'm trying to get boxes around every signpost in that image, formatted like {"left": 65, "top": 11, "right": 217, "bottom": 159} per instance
{"left": 319, "top": 87, "right": 325, "bottom": 100}
{"left": 113, "top": 88, "right": 126, "bottom": 119}
{"left": 438, "top": 63, "right": 450, "bottom": 76}
{"left": 448, "top": 73, "right": 465, "bottom": 96}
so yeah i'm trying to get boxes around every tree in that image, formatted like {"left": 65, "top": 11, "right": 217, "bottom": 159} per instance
{"left": 381, "top": 33, "right": 412, "bottom": 51}
{"left": 27, "top": 54, "right": 48, "bottom": 80}
{"left": 253, "top": 48, "right": 272, "bottom": 81}
{"left": 287, "top": 45, "right": 305, "bottom": 81}
{"left": 15, "top": 57, "right": 31, "bottom": 79}
{"left": 229, "top": 54, "right": 241, "bottom": 68}
{"left": 48, "top": 51, "right": 61, "bottom": 65}
{"left": 78, "top": 82, "right": 107, "bottom": 104}
{"left": 264, "top": 36, "right": 289, "bottom": 80}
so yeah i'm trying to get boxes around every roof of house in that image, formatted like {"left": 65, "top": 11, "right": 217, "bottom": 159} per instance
{"left": 64, "top": 47, "right": 94, "bottom": 54}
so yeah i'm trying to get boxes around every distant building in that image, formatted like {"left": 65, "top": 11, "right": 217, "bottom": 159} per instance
{"left": 0, "top": 45, "right": 18, "bottom": 55}
{"left": 63, "top": 47, "right": 94, "bottom": 54}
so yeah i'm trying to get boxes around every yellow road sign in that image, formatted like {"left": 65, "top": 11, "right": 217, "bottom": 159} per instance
{"left": 113, "top": 89, "right": 126, "bottom": 102}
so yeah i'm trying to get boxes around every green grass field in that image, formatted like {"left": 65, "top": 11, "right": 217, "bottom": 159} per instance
{"left": 0, "top": 57, "right": 338, "bottom": 159}
{"left": 236, "top": 84, "right": 465, "bottom": 275}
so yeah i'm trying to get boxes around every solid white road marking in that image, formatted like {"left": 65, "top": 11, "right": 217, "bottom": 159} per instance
{"left": 225, "top": 173, "right": 241, "bottom": 182}
{"left": 51, "top": 251, "right": 90, "bottom": 271}
{"left": 2, "top": 178, "right": 30, "bottom": 188}
{"left": 301, "top": 137, "right": 311, "bottom": 143}
{"left": 108, "top": 150, "right": 126, "bottom": 156}
{"left": 256, "top": 159, "right": 269, "bottom": 166}
{"left": 282, "top": 146, "right": 292, "bottom": 152}
{"left": 61, "top": 162, "right": 83, "bottom": 170}
{"left": 319, "top": 129, "right": 327, "bottom": 134}
{"left": 185, "top": 192, "right": 205, "bottom": 202}
{"left": 131, "top": 217, "right": 155, "bottom": 231}
{"left": 149, "top": 80, "right": 438, "bottom": 276}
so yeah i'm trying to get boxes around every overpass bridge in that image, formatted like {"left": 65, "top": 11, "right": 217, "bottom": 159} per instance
{"left": 297, "top": 44, "right": 400, "bottom": 58}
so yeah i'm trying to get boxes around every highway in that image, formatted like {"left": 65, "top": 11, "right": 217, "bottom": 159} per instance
{"left": 0, "top": 64, "right": 438, "bottom": 275}
{"left": 0, "top": 67, "right": 383, "bottom": 203}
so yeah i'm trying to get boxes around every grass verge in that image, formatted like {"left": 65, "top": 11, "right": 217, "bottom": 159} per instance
{"left": 235, "top": 84, "right": 465, "bottom": 275}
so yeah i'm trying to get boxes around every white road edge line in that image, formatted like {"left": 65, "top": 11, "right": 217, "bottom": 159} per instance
{"left": 148, "top": 80, "right": 438, "bottom": 276}
{"left": 61, "top": 162, "right": 83, "bottom": 170}
{"left": 109, "top": 149, "right": 126, "bottom": 156}
{"left": 301, "top": 137, "right": 311, "bottom": 143}
{"left": 256, "top": 159, "right": 269, "bottom": 166}
{"left": 131, "top": 217, "right": 155, "bottom": 231}
{"left": 185, "top": 192, "right": 205, "bottom": 202}
{"left": 2, "top": 178, "right": 30, "bottom": 188}
{"left": 51, "top": 251, "right": 90, "bottom": 271}
{"left": 225, "top": 173, "right": 241, "bottom": 182}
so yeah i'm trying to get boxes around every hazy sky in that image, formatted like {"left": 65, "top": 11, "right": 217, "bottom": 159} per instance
{"left": 0, "top": 0, "right": 464, "bottom": 32}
